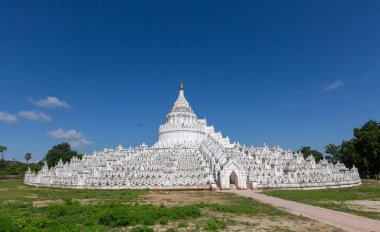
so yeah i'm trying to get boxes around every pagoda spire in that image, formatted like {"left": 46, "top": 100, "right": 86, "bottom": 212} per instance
{"left": 179, "top": 81, "right": 184, "bottom": 91}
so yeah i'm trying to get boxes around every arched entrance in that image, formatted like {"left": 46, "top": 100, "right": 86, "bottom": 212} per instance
{"left": 219, "top": 160, "right": 248, "bottom": 190}
{"left": 229, "top": 171, "right": 238, "bottom": 189}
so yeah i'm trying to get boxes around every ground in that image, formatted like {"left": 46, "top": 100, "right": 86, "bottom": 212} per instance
{"left": 0, "top": 180, "right": 341, "bottom": 232}
{"left": 263, "top": 179, "right": 380, "bottom": 221}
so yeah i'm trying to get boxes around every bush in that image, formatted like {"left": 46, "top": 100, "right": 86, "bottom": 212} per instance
{"left": 131, "top": 226, "right": 154, "bottom": 232}
{"left": 177, "top": 221, "right": 188, "bottom": 228}
{"left": 159, "top": 217, "right": 169, "bottom": 225}
{"left": 204, "top": 218, "right": 227, "bottom": 231}
{"left": 166, "top": 228, "right": 178, "bottom": 232}
{"left": 98, "top": 210, "right": 116, "bottom": 226}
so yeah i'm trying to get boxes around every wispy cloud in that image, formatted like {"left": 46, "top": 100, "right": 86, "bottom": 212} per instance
{"left": 0, "top": 111, "right": 18, "bottom": 123}
{"left": 322, "top": 80, "right": 344, "bottom": 92}
{"left": 31, "top": 96, "right": 71, "bottom": 108}
{"left": 18, "top": 110, "right": 52, "bottom": 122}
{"left": 47, "top": 128, "right": 92, "bottom": 148}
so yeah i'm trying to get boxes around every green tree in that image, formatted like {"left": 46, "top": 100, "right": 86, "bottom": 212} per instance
{"left": 0, "top": 146, "right": 7, "bottom": 160}
{"left": 38, "top": 160, "right": 44, "bottom": 166}
{"left": 325, "top": 144, "right": 340, "bottom": 164}
{"left": 298, "top": 146, "right": 324, "bottom": 163}
{"left": 353, "top": 120, "right": 380, "bottom": 177}
{"left": 325, "top": 140, "right": 367, "bottom": 175}
{"left": 325, "top": 120, "right": 380, "bottom": 177}
{"left": 25, "top": 152, "right": 32, "bottom": 164}
{"left": 340, "top": 139, "right": 364, "bottom": 169}
{"left": 77, "top": 154, "right": 84, "bottom": 160}
{"left": 43, "top": 143, "right": 79, "bottom": 168}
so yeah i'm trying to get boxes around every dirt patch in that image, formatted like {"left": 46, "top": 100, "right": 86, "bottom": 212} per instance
{"left": 0, "top": 188, "right": 8, "bottom": 192}
{"left": 140, "top": 190, "right": 339, "bottom": 231}
{"left": 140, "top": 190, "right": 231, "bottom": 206}
{"left": 146, "top": 209, "right": 342, "bottom": 232}
{"left": 26, "top": 194, "right": 39, "bottom": 199}
{"left": 5, "top": 200, "right": 17, "bottom": 203}
{"left": 346, "top": 200, "right": 380, "bottom": 206}
{"left": 204, "top": 210, "right": 340, "bottom": 232}
{"left": 32, "top": 199, "right": 65, "bottom": 207}
{"left": 318, "top": 200, "right": 340, "bottom": 204}
{"left": 346, "top": 200, "right": 380, "bottom": 213}
{"left": 74, "top": 198, "right": 101, "bottom": 205}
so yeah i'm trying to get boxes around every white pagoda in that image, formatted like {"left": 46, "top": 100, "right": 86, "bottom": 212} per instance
{"left": 25, "top": 83, "right": 361, "bottom": 190}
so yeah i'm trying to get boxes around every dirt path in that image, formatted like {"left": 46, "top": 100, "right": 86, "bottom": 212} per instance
{"left": 226, "top": 190, "right": 380, "bottom": 232}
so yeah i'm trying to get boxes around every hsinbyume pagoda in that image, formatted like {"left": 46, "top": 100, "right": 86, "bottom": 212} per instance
{"left": 25, "top": 83, "right": 361, "bottom": 190}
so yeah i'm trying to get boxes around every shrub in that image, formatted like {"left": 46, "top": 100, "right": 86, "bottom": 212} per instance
{"left": 177, "top": 221, "right": 188, "bottom": 228}
{"left": 131, "top": 226, "right": 154, "bottom": 232}
{"left": 166, "top": 228, "right": 178, "bottom": 232}
{"left": 98, "top": 210, "right": 116, "bottom": 226}
{"left": 204, "top": 218, "right": 227, "bottom": 231}
{"left": 159, "top": 217, "right": 169, "bottom": 225}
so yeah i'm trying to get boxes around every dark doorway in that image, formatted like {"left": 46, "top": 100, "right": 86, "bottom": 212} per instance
{"left": 229, "top": 171, "right": 238, "bottom": 189}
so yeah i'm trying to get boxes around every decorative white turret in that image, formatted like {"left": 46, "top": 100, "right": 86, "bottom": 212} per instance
{"left": 156, "top": 83, "right": 233, "bottom": 148}
{"left": 157, "top": 82, "right": 206, "bottom": 146}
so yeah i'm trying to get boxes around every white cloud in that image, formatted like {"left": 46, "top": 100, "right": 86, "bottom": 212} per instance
{"left": 322, "top": 80, "right": 344, "bottom": 91}
{"left": 18, "top": 110, "right": 52, "bottom": 122}
{"left": 32, "top": 96, "right": 71, "bottom": 108}
{"left": 47, "top": 128, "right": 92, "bottom": 148}
{"left": 0, "top": 111, "right": 18, "bottom": 123}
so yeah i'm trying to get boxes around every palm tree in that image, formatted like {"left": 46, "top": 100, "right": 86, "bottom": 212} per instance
{"left": 0, "top": 146, "right": 7, "bottom": 160}
{"left": 25, "top": 152, "right": 32, "bottom": 164}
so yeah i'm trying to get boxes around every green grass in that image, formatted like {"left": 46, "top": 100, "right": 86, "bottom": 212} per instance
{"left": 203, "top": 218, "right": 227, "bottom": 231}
{"left": 130, "top": 226, "right": 154, "bottom": 232}
{"left": 264, "top": 179, "right": 380, "bottom": 220}
{"left": 0, "top": 179, "right": 307, "bottom": 231}
{"left": 165, "top": 228, "right": 178, "bottom": 232}
{"left": 0, "top": 180, "right": 198, "bottom": 231}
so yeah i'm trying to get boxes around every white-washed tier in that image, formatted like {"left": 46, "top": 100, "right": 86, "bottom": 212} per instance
{"left": 25, "top": 84, "right": 361, "bottom": 190}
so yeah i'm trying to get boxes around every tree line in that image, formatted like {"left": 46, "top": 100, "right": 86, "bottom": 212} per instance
{"left": 0, "top": 143, "right": 82, "bottom": 176}
{"left": 294, "top": 120, "right": 379, "bottom": 178}
{"left": 324, "top": 120, "right": 380, "bottom": 177}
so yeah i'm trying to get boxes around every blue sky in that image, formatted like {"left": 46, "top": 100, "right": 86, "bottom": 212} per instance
{"left": 0, "top": 0, "right": 379, "bottom": 161}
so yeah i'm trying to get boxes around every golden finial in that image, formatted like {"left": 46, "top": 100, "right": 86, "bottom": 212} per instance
{"left": 180, "top": 82, "right": 184, "bottom": 91}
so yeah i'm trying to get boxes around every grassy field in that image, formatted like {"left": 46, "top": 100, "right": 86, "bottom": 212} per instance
{"left": 264, "top": 179, "right": 380, "bottom": 220}
{"left": 0, "top": 180, "right": 340, "bottom": 232}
